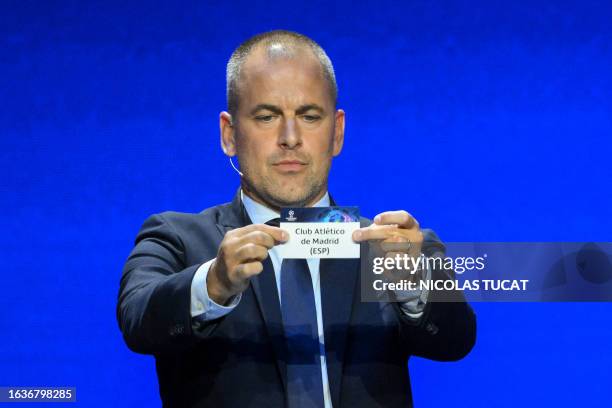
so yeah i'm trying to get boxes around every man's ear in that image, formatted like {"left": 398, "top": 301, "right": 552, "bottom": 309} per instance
{"left": 220, "top": 111, "right": 236, "bottom": 156}
{"left": 332, "top": 109, "right": 345, "bottom": 157}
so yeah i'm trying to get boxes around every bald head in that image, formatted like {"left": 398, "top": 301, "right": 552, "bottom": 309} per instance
{"left": 226, "top": 30, "right": 337, "bottom": 116}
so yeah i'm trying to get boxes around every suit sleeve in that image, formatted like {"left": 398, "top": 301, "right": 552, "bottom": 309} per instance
{"left": 395, "top": 230, "right": 477, "bottom": 362}
{"left": 116, "top": 213, "right": 217, "bottom": 355}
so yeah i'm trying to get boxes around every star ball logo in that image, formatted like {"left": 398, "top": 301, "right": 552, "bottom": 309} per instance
{"left": 285, "top": 210, "right": 297, "bottom": 222}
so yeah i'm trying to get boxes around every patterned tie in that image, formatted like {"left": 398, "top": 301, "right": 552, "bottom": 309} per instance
{"left": 267, "top": 218, "right": 325, "bottom": 408}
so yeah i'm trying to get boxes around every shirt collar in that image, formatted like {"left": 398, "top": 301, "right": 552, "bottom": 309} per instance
{"left": 241, "top": 189, "right": 330, "bottom": 225}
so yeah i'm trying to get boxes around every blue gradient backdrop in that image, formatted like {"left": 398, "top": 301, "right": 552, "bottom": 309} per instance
{"left": 1, "top": 1, "right": 611, "bottom": 406}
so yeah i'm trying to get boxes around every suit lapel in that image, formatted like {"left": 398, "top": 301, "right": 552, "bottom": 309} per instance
{"left": 320, "top": 257, "right": 360, "bottom": 408}
{"left": 250, "top": 257, "right": 287, "bottom": 389}
{"left": 216, "top": 190, "right": 287, "bottom": 391}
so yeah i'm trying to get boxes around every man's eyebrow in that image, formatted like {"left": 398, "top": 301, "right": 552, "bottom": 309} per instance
{"left": 295, "top": 104, "right": 325, "bottom": 115}
{"left": 249, "top": 103, "right": 326, "bottom": 116}
{"left": 250, "top": 104, "right": 283, "bottom": 116}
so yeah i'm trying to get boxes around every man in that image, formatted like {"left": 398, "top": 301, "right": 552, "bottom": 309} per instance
{"left": 117, "top": 30, "right": 476, "bottom": 407}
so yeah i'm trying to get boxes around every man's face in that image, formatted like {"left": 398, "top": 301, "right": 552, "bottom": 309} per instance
{"left": 221, "top": 48, "right": 344, "bottom": 210}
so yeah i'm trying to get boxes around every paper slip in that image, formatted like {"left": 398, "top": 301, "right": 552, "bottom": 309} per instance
{"left": 279, "top": 207, "right": 360, "bottom": 259}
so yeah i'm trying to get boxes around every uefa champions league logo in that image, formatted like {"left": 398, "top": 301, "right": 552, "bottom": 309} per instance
{"left": 285, "top": 210, "right": 297, "bottom": 222}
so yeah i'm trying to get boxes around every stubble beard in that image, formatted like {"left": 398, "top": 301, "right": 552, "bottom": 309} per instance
{"left": 241, "top": 163, "right": 331, "bottom": 211}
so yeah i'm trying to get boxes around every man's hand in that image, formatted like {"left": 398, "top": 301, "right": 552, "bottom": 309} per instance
{"left": 207, "top": 224, "right": 288, "bottom": 305}
{"left": 353, "top": 210, "right": 424, "bottom": 282}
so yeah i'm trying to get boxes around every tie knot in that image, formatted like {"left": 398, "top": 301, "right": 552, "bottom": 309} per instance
{"left": 265, "top": 218, "right": 281, "bottom": 227}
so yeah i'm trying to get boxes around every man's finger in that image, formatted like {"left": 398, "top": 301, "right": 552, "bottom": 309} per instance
{"left": 235, "top": 261, "right": 264, "bottom": 279}
{"left": 374, "top": 211, "right": 419, "bottom": 229}
{"left": 381, "top": 229, "right": 424, "bottom": 249}
{"left": 352, "top": 225, "right": 401, "bottom": 242}
{"left": 235, "top": 243, "right": 269, "bottom": 263}
{"left": 233, "top": 224, "right": 288, "bottom": 243}
{"left": 239, "top": 230, "right": 277, "bottom": 249}
{"left": 380, "top": 241, "right": 412, "bottom": 252}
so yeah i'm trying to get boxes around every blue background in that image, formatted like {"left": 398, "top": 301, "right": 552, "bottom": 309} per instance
{"left": 1, "top": 0, "right": 611, "bottom": 406}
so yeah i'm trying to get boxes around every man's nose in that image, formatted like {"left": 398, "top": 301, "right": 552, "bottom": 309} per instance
{"left": 278, "top": 118, "right": 302, "bottom": 149}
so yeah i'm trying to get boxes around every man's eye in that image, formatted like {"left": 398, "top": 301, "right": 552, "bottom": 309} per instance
{"left": 302, "top": 115, "right": 321, "bottom": 123}
{"left": 255, "top": 115, "right": 275, "bottom": 123}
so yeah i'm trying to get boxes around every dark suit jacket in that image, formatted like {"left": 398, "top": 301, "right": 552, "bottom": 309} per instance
{"left": 117, "top": 191, "right": 476, "bottom": 407}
